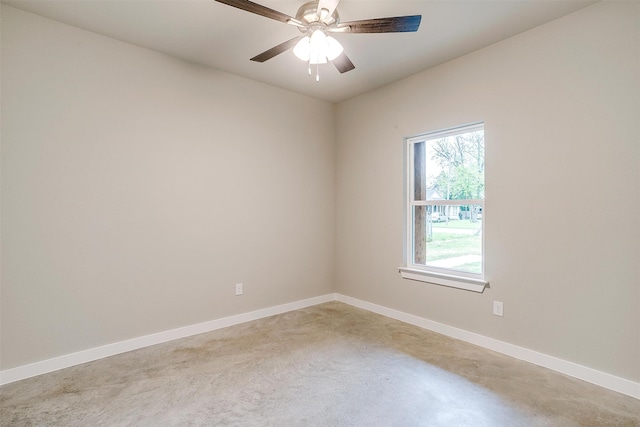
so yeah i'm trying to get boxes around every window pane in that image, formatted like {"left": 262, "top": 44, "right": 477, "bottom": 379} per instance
{"left": 415, "top": 204, "right": 483, "bottom": 274}
{"left": 425, "top": 129, "right": 484, "bottom": 201}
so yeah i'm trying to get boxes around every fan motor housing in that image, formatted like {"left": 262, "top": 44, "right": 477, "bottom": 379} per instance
{"left": 296, "top": 1, "right": 340, "bottom": 30}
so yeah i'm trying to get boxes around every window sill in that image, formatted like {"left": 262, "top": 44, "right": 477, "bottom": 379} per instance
{"left": 398, "top": 267, "right": 488, "bottom": 293}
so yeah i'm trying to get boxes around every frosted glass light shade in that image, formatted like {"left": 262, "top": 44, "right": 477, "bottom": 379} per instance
{"left": 293, "top": 30, "right": 343, "bottom": 65}
{"left": 326, "top": 36, "right": 343, "bottom": 61}
{"left": 293, "top": 36, "right": 311, "bottom": 61}
{"left": 309, "top": 30, "right": 328, "bottom": 64}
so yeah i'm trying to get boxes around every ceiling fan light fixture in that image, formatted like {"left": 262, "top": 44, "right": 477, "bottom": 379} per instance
{"left": 293, "top": 36, "right": 311, "bottom": 61}
{"left": 326, "top": 35, "right": 343, "bottom": 61}
{"left": 310, "top": 54, "right": 328, "bottom": 65}
{"left": 293, "top": 29, "right": 343, "bottom": 65}
{"left": 309, "top": 29, "right": 329, "bottom": 61}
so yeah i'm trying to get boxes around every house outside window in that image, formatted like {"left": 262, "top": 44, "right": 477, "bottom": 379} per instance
{"left": 400, "top": 122, "right": 488, "bottom": 292}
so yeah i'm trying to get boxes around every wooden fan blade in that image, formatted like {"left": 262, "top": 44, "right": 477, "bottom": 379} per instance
{"left": 338, "top": 15, "right": 421, "bottom": 33}
{"left": 332, "top": 52, "right": 355, "bottom": 74}
{"left": 250, "top": 36, "right": 304, "bottom": 62}
{"left": 317, "top": 0, "right": 340, "bottom": 20}
{"left": 214, "top": 0, "right": 295, "bottom": 24}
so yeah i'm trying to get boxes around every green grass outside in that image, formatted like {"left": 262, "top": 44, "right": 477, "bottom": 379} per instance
{"left": 454, "top": 261, "right": 482, "bottom": 274}
{"left": 418, "top": 220, "right": 483, "bottom": 274}
{"left": 432, "top": 219, "right": 482, "bottom": 230}
{"left": 426, "top": 234, "right": 481, "bottom": 262}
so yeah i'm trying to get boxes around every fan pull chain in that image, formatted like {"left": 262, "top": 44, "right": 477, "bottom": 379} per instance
{"left": 306, "top": 62, "right": 320, "bottom": 82}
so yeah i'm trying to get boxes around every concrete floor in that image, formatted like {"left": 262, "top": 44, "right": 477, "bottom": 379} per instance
{"left": 1, "top": 302, "right": 639, "bottom": 426}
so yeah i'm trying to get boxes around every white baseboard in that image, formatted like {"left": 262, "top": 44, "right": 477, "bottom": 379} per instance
{"left": 335, "top": 293, "right": 640, "bottom": 400}
{"left": 0, "top": 293, "right": 336, "bottom": 386}
{"left": 2, "top": 292, "right": 638, "bottom": 400}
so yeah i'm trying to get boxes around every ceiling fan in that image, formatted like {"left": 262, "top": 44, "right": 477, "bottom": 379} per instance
{"left": 214, "top": 0, "right": 421, "bottom": 79}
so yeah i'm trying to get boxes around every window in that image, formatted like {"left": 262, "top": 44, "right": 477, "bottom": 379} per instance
{"left": 400, "top": 123, "right": 488, "bottom": 292}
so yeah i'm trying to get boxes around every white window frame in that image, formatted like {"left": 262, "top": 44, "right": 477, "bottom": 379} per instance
{"left": 399, "top": 122, "right": 488, "bottom": 292}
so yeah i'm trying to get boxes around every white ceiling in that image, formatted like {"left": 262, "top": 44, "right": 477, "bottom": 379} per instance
{"left": 3, "top": 0, "right": 597, "bottom": 103}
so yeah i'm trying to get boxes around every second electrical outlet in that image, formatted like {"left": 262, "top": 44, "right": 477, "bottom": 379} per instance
{"left": 235, "top": 283, "right": 243, "bottom": 296}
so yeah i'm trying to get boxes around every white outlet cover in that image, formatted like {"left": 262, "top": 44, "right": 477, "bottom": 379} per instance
{"left": 493, "top": 301, "right": 503, "bottom": 316}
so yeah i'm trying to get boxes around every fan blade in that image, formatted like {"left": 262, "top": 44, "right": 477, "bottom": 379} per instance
{"left": 317, "top": 0, "right": 340, "bottom": 20}
{"left": 214, "top": 0, "right": 295, "bottom": 24}
{"left": 338, "top": 15, "right": 421, "bottom": 33}
{"left": 250, "top": 36, "right": 304, "bottom": 62}
{"left": 332, "top": 52, "right": 355, "bottom": 74}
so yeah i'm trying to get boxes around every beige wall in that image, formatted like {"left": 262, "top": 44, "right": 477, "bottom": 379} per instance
{"left": 2, "top": 1, "right": 639, "bottom": 384}
{"left": 335, "top": 1, "right": 640, "bottom": 382}
{"left": 1, "top": 5, "right": 335, "bottom": 369}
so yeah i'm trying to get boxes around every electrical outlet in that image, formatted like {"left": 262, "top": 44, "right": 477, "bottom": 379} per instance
{"left": 493, "top": 301, "right": 504, "bottom": 317}
{"left": 235, "top": 283, "right": 243, "bottom": 296}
